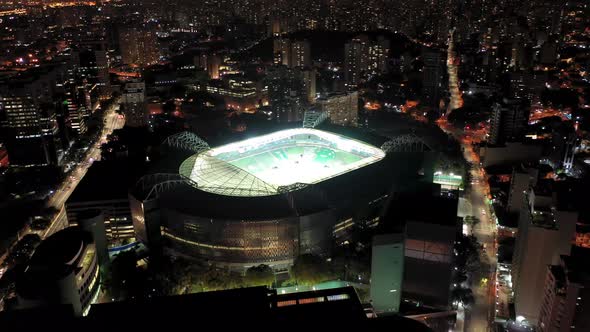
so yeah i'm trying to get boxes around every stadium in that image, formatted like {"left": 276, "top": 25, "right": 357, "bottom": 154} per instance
{"left": 130, "top": 127, "right": 399, "bottom": 270}
{"left": 179, "top": 128, "right": 386, "bottom": 197}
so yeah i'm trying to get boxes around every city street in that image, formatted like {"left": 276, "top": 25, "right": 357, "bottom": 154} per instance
{"left": 0, "top": 101, "right": 123, "bottom": 273}
{"left": 43, "top": 102, "right": 124, "bottom": 238}
{"left": 441, "top": 34, "right": 497, "bottom": 330}
{"left": 0, "top": 101, "right": 123, "bottom": 310}
{"left": 447, "top": 31, "right": 464, "bottom": 114}
{"left": 439, "top": 121, "right": 498, "bottom": 332}
{"left": 466, "top": 157, "right": 498, "bottom": 332}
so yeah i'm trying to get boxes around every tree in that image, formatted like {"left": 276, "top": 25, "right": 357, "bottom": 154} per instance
{"left": 451, "top": 287, "right": 475, "bottom": 307}
{"left": 245, "top": 264, "right": 275, "bottom": 287}
{"left": 192, "top": 265, "right": 245, "bottom": 292}
{"left": 110, "top": 251, "right": 148, "bottom": 300}
{"left": 454, "top": 234, "right": 481, "bottom": 275}
{"left": 464, "top": 216, "right": 480, "bottom": 228}
{"left": 151, "top": 256, "right": 193, "bottom": 296}
{"left": 290, "top": 254, "right": 334, "bottom": 286}
{"left": 453, "top": 271, "right": 468, "bottom": 285}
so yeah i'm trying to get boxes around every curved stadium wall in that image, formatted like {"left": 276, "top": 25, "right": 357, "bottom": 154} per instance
{"left": 130, "top": 128, "right": 392, "bottom": 269}
{"left": 162, "top": 211, "right": 299, "bottom": 267}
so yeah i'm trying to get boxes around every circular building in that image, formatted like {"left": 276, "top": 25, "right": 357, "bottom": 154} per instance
{"left": 130, "top": 128, "right": 396, "bottom": 270}
{"left": 16, "top": 227, "right": 100, "bottom": 316}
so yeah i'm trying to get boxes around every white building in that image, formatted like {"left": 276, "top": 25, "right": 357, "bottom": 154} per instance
{"left": 17, "top": 227, "right": 101, "bottom": 316}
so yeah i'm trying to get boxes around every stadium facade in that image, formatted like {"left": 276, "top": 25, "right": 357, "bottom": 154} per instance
{"left": 130, "top": 128, "right": 396, "bottom": 270}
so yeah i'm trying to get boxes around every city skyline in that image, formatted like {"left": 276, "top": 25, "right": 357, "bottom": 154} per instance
{"left": 0, "top": 1, "right": 589, "bottom": 331}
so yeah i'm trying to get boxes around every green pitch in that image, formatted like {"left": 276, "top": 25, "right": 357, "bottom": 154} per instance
{"left": 229, "top": 145, "right": 362, "bottom": 183}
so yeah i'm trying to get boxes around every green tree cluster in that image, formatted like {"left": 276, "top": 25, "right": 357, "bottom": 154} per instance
{"left": 289, "top": 254, "right": 334, "bottom": 286}
{"left": 244, "top": 264, "right": 275, "bottom": 287}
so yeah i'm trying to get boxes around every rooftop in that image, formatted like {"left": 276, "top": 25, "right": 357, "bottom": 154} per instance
{"left": 17, "top": 227, "right": 95, "bottom": 300}
{"left": 68, "top": 161, "right": 135, "bottom": 203}
{"left": 25, "top": 227, "right": 92, "bottom": 278}
{"left": 1, "top": 286, "right": 433, "bottom": 330}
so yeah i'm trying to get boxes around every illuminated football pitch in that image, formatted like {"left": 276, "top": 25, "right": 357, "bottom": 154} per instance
{"left": 180, "top": 128, "right": 385, "bottom": 196}
{"left": 228, "top": 145, "right": 364, "bottom": 186}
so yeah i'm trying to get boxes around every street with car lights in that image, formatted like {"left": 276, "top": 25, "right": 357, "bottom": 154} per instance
{"left": 440, "top": 38, "right": 498, "bottom": 328}
{"left": 0, "top": 101, "right": 124, "bottom": 276}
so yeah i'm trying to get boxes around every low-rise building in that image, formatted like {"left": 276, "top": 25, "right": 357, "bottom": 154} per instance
{"left": 66, "top": 161, "right": 135, "bottom": 243}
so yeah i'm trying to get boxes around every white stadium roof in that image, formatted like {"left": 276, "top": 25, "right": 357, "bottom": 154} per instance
{"left": 179, "top": 128, "right": 385, "bottom": 197}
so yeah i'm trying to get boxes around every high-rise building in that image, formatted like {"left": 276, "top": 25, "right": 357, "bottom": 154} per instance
{"left": 122, "top": 81, "right": 147, "bottom": 127}
{"left": 273, "top": 38, "right": 291, "bottom": 66}
{"left": 538, "top": 246, "right": 590, "bottom": 332}
{"left": 512, "top": 188, "right": 578, "bottom": 324}
{"left": 508, "top": 71, "right": 547, "bottom": 102}
{"left": 344, "top": 35, "right": 390, "bottom": 87}
{"left": 60, "top": 82, "right": 89, "bottom": 137}
{"left": 344, "top": 35, "right": 368, "bottom": 86}
{"left": 269, "top": 17, "right": 287, "bottom": 37}
{"left": 119, "top": 25, "right": 160, "bottom": 67}
{"left": 0, "top": 63, "right": 69, "bottom": 167}
{"left": 370, "top": 233, "right": 404, "bottom": 314}
{"left": 0, "top": 97, "right": 61, "bottom": 167}
{"left": 302, "top": 69, "right": 317, "bottom": 104}
{"left": 273, "top": 38, "right": 311, "bottom": 68}
{"left": 194, "top": 54, "right": 208, "bottom": 71}
{"left": 76, "top": 39, "right": 111, "bottom": 100}
{"left": 368, "top": 36, "right": 390, "bottom": 73}
{"left": 489, "top": 98, "right": 530, "bottom": 145}
{"left": 561, "top": 0, "right": 590, "bottom": 46}
{"left": 207, "top": 54, "right": 222, "bottom": 80}
{"left": 344, "top": 45, "right": 359, "bottom": 86}
{"left": 316, "top": 91, "right": 358, "bottom": 126}
{"left": 290, "top": 40, "right": 311, "bottom": 68}
{"left": 421, "top": 50, "right": 444, "bottom": 107}
{"left": 506, "top": 166, "right": 538, "bottom": 214}
{"left": 267, "top": 66, "right": 306, "bottom": 123}
{"left": 525, "top": 0, "right": 564, "bottom": 38}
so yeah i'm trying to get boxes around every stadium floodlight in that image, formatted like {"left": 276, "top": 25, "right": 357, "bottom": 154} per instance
{"left": 179, "top": 128, "right": 385, "bottom": 197}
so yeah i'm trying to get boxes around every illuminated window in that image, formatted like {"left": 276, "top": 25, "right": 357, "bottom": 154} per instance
{"left": 298, "top": 297, "right": 325, "bottom": 304}
{"left": 327, "top": 294, "right": 350, "bottom": 301}
{"left": 277, "top": 300, "right": 297, "bottom": 307}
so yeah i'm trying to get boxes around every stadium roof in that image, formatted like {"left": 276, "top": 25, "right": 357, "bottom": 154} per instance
{"left": 179, "top": 128, "right": 385, "bottom": 197}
